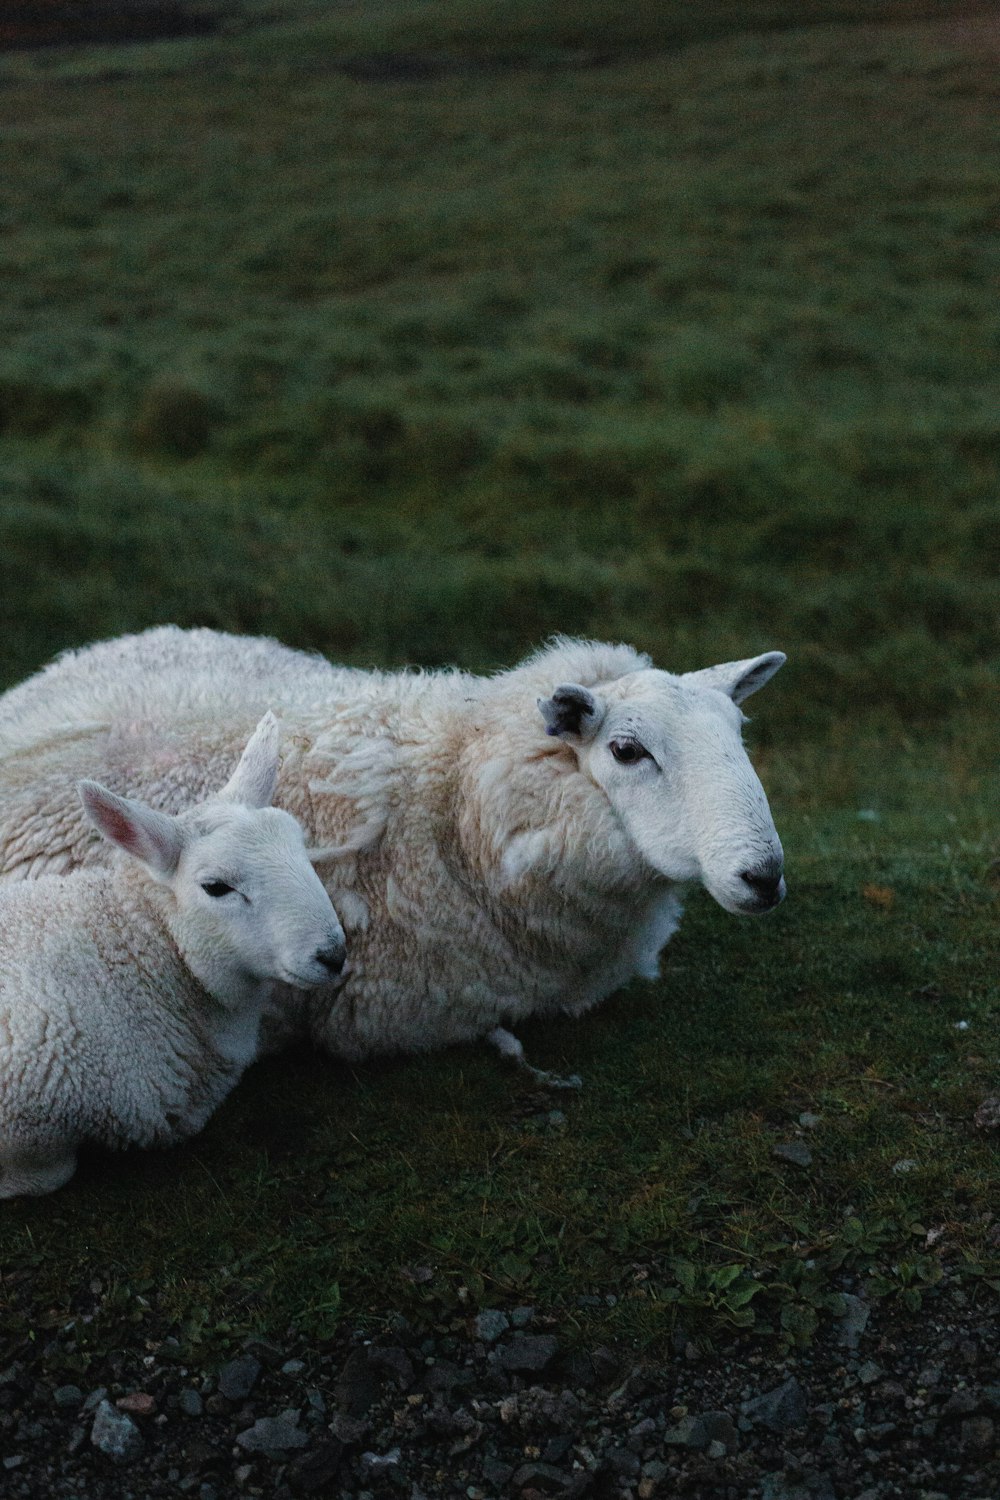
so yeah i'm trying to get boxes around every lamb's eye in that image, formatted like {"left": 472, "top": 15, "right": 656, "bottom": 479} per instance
{"left": 609, "top": 738, "right": 649, "bottom": 765}
{"left": 201, "top": 880, "right": 235, "bottom": 898}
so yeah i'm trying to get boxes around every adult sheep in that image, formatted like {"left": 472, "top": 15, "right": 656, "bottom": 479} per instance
{"left": 0, "top": 628, "right": 786, "bottom": 1075}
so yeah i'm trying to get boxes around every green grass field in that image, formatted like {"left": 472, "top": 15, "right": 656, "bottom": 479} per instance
{"left": 0, "top": 0, "right": 997, "bottom": 1359}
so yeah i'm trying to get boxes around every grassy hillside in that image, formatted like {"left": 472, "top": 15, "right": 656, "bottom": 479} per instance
{"left": 0, "top": 0, "right": 998, "bottom": 734}
{"left": 0, "top": 0, "right": 997, "bottom": 1362}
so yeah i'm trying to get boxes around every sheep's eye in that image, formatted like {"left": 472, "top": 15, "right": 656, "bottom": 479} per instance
{"left": 609, "top": 738, "right": 649, "bottom": 765}
{"left": 201, "top": 880, "right": 235, "bottom": 898}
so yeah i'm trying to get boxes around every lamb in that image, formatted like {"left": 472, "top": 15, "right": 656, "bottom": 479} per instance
{"left": 0, "top": 628, "right": 786, "bottom": 1077}
{"left": 0, "top": 712, "right": 346, "bottom": 1197}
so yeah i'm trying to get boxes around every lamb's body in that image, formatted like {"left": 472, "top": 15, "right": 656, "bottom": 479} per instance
{"left": 0, "top": 867, "right": 257, "bottom": 1194}
{"left": 0, "top": 627, "right": 785, "bottom": 1064}
{"left": 0, "top": 713, "right": 345, "bottom": 1196}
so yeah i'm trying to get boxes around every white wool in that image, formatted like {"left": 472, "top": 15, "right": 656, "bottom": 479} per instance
{"left": 0, "top": 714, "right": 344, "bottom": 1197}
{"left": 0, "top": 628, "right": 786, "bottom": 1067}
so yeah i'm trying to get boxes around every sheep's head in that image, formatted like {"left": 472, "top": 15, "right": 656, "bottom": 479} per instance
{"left": 79, "top": 713, "right": 346, "bottom": 1004}
{"left": 538, "top": 653, "right": 786, "bottom": 915}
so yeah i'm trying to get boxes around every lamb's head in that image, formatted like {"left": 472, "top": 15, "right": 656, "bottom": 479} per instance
{"left": 79, "top": 713, "right": 347, "bottom": 1004}
{"left": 538, "top": 653, "right": 786, "bottom": 915}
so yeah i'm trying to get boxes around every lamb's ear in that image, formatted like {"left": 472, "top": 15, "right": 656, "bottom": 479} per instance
{"left": 79, "top": 781, "right": 184, "bottom": 878}
{"left": 219, "top": 711, "right": 281, "bottom": 808}
{"left": 682, "top": 652, "right": 786, "bottom": 705}
{"left": 537, "top": 684, "right": 606, "bottom": 741}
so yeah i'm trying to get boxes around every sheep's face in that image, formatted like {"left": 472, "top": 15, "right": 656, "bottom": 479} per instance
{"left": 169, "top": 804, "right": 347, "bottom": 994}
{"left": 538, "top": 653, "right": 786, "bottom": 915}
{"left": 80, "top": 712, "right": 346, "bottom": 1004}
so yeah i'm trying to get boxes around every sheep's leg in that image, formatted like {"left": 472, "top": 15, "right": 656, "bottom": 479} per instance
{"left": 0, "top": 1145, "right": 78, "bottom": 1198}
{"left": 486, "top": 1026, "right": 583, "bottom": 1090}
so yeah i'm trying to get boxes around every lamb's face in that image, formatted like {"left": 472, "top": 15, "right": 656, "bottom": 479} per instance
{"left": 79, "top": 710, "right": 347, "bottom": 1002}
{"left": 171, "top": 805, "right": 347, "bottom": 991}
{"left": 538, "top": 654, "right": 786, "bottom": 915}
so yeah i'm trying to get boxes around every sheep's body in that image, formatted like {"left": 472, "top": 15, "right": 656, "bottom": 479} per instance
{"left": 0, "top": 713, "right": 345, "bottom": 1196}
{"left": 0, "top": 867, "right": 256, "bottom": 1195}
{"left": 0, "top": 627, "right": 786, "bottom": 1065}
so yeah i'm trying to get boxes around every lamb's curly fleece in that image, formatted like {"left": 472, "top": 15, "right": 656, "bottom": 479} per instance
{"left": 0, "top": 628, "right": 682, "bottom": 1061}
{"left": 0, "top": 863, "right": 255, "bottom": 1195}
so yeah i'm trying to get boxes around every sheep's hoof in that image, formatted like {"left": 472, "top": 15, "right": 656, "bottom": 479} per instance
{"left": 525, "top": 1065, "right": 584, "bottom": 1091}
{"left": 486, "top": 1026, "right": 583, "bottom": 1090}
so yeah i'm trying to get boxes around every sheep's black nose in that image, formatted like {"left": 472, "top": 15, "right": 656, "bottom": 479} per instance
{"left": 315, "top": 941, "right": 346, "bottom": 975}
{"left": 740, "top": 864, "right": 784, "bottom": 904}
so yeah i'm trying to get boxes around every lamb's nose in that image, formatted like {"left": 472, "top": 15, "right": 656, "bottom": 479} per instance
{"left": 739, "top": 863, "right": 785, "bottom": 905}
{"left": 315, "top": 940, "right": 347, "bottom": 975}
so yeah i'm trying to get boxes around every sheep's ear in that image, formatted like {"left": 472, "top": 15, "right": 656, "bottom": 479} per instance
{"left": 682, "top": 652, "right": 786, "bottom": 705}
{"left": 219, "top": 711, "right": 281, "bottom": 808}
{"left": 537, "top": 684, "right": 606, "bottom": 741}
{"left": 79, "top": 781, "right": 184, "bottom": 878}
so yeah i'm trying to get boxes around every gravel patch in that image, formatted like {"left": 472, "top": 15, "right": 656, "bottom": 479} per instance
{"left": 0, "top": 1284, "right": 997, "bottom": 1497}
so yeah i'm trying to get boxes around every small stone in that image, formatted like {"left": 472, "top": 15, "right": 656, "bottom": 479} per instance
{"left": 510, "top": 1306, "right": 535, "bottom": 1328}
{"left": 701, "top": 1411, "right": 739, "bottom": 1452}
{"left": 761, "top": 1478, "right": 835, "bottom": 1500}
{"left": 329, "top": 1411, "right": 369, "bottom": 1444}
{"left": 482, "top": 1456, "right": 514, "bottom": 1486}
{"left": 178, "top": 1390, "right": 204, "bottom": 1418}
{"left": 281, "top": 1359, "right": 306, "bottom": 1376}
{"left": 512, "top": 1459, "right": 574, "bottom": 1487}
{"left": 858, "top": 1361, "right": 882, "bottom": 1385}
{"left": 663, "top": 1416, "right": 706, "bottom": 1448}
{"left": 542, "top": 1434, "right": 575, "bottom": 1463}
{"left": 90, "top": 1399, "right": 144, "bottom": 1464}
{"left": 83, "top": 1387, "right": 110, "bottom": 1413}
{"left": 116, "top": 1392, "right": 155, "bottom": 1417}
{"left": 798, "top": 1112, "right": 822, "bottom": 1129}
{"left": 217, "top": 1357, "right": 262, "bottom": 1401}
{"left": 3, "top": 1456, "right": 25, "bottom": 1470}
{"left": 838, "top": 1295, "right": 870, "bottom": 1349}
{"left": 479, "top": 1314, "right": 512, "bottom": 1350}
{"left": 286, "top": 1437, "right": 346, "bottom": 1493}
{"left": 974, "top": 1097, "right": 1000, "bottom": 1130}
{"left": 744, "top": 1377, "right": 808, "bottom": 1433}
{"left": 54, "top": 1385, "right": 84, "bottom": 1409}
{"left": 497, "top": 1333, "right": 559, "bottom": 1373}
{"left": 235, "top": 1417, "right": 309, "bottom": 1457}
{"left": 334, "top": 1348, "right": 384, "bottom": 1417}
{"left": 603, "top": 1447, "right": 641, "bottom": 1480}
{"left": 369, "top": 1346, "right": 415, "bottom": 1389}
{"left": 242, "top": 1338, "right": 286, "bottom": 1368}
{"left": 772, "top": 1141, "right": 812, "bottom": 1168}
{"left": 960, "top": 1415, "right": 994, "bottom": 1453}
{"left": 360, "top": 1446, "right": 402, "bottom": 1475}
{"left": 706, "top": 1440, "right": 726, "bottom": 1460}
{"left": 891, "top": 1158, "right": 918, "bottom": 1175}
